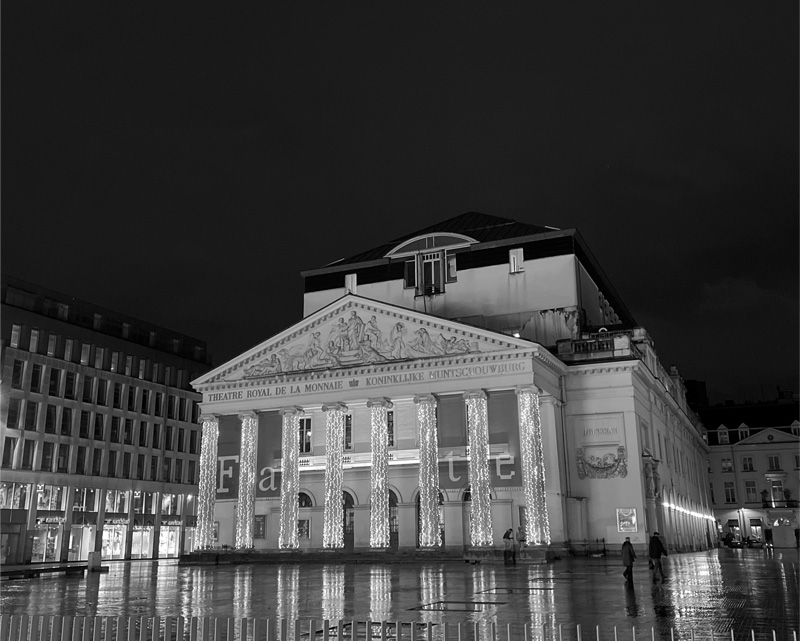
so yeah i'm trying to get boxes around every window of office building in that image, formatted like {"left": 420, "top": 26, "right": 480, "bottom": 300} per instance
{"left": 64, "top": 372, "right": 77, "bottom": 400}
{"left": 110, "top": 417, "right": 121, "bottom": 443}
{"left": 124, "top": 420, "right": 133, "bottom": 445}
{"left": 7, "top": 399, "right": 21, "bottom": 430}
{"left": 94, "top": 347, "right": 105, "bottom": 369}
{"left": 75, "top": 447, "right": 87, "bottom": 475}
{"left": 188, "top": 460, "right": 196, "bottom": 484}
{"left": 136, "top": 454, "right": 145, "bottom": 480}
{"left": 94, "top": 415, "right": 105, "bottom": 441}
{"left": 179, "top": 397, "right": 187, "bottom": 421}
{"left": 152, "top": 424, "right": 160, "bottom": 449}
{"left": 141, "top": 389, "right": 150, "bottom": 414}
{"left": 61, "top": 408, "right": 73, "bottom": 436}
{"left": 106, "top": 489, "right": 128, "bottom": 514}
{"left": 24, "top": 402, "right": 38, "bottom": 431}
{"left": 80, "top": 343, "right": 91, "bottom": 365}
{"left": 73, "top": 487, "right": 97, "bottom": 511}
{"left": 30, "top": 329, "right": 40, "bottom": 353}
{"left": 82, "top": 376, "right": 94, "bottom": 403}
{"left": 165, "top": 426, "right": 173, "bottom": 451}
{"left": 10, "top": 324, "right": 21, "bottom": 348}
{"left": 138, "top": 359, "right": 147, "bottom": 380}
{"left": 64, "top": 339, "right": 74, "bottom": 362}
{"left": 110, "top": 352, "right": 120, "bottom": 373}
{"left": 21, "top": 440, "right": 35, "bottom": 470}
{"left": 113, "top": 383, "right": 122, "bottom": 409}
{"left": 48, "top": 368, "right": 61, "bottom": 397}
{"left": 91, "top": 449, "right": 102, "bottom": 475}
{"left": 40, "top": 442, "right": 55, "bottom": 471}
{"left": 107, "top": 451, "right": 117, "bottom": 476}
{"left": 162, "top": 458, "right": 171, "bottom": 482}
{"left": 154, "top": 393, "right": 163, "bottom": 417}
{"left": 177, "top": 428, "right": 185, "bottom": 453}
{"left": 122, "top": 452, "right": 131, "bottom": 479}
{"left": 2, "top": 437, "right": 17, "bottom": 468}
{"left": 139, "top": 422, "right": 148, "bottom": 447}
{"left": 47, "top": 334, "right": 57, "bottom": 357}
{"left": 174, "top": 459, "right": 182, "bottom": 483}
{"left": 167, "top": 395, "right": 176, "bottom": 420}
{"left": 56, "top": 444, "right": 70, "bottom": 473}
{"left": 37, "top": 485, "right": 65, "bottom": 511}
{"left": 189, "top": 430, "right": 198, "bottom": 454}
{"left": 387, "top": 410, "right": 395, "bottom": 447}
{"left": 96, "top": 379, "right": 108, "bottom": 406}
{"left": 44, "top": 405, "right": 57, "bottom": 433}
{"left": 30, "top": 364, "right": 43, "bottom": 393}
{"left": 150, "top": 456, "right": 159, "bottom": 481}
{"left": 344, "top": 414, "right": 353, "bottom": 450}
{"left": 11, "top": 360, "right": 24, "bottom": 389}
{"left": 127, "top": 385, "right": 136, "bottom": 411}
{"left": 125, "top": 355, "right": 133, "bottom": 376}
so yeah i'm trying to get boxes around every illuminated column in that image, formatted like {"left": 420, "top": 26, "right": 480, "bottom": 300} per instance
{"left": 516, "top": 386, "right": 551, "bottom": 545}
{"left": 235, "top": 411, "right": 258, "bottom": 549}
{"left": 322, "top": 402, "right": 347, "bottom": 548}
{"left": 195, "top": 414, "right": 219, "bottom": 550}
{"left": 367, "top": 398, "right": 392, "bottom": 548}
{"left": 464, "top": 390, "right": 493, "bottom": 546}
{"left": 415, "top": 394, "right": 440, "bottom": 548}
{"left": 278, "top": 407, "right": 303, "bottom": 549}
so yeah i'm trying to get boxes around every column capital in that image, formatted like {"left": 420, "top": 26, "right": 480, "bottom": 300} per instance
{"left": 322, "top": 402, "right": 348, "bottom": 413}
{"left": 514, "top": 384, "right": 541, "bottom": 397}
{"left": 367, "top": 398, "right": 393, "bottom": 409}
{"left": 199, "top": 414, "right": 219, "bottom": 424}
{"left": 538, "top": 394, "right": 563, "bottom": 407}
{"left": 279, "top": 406, "right": 305, "bottom": 417}
{"left": 413, "top": 393, "right": 437, "bottom": 406}
{"left": 462, "top": 390, "right": 486, "bottom": 401}
{"left": 238, "top": 410, "right": 258, "bottom": 421}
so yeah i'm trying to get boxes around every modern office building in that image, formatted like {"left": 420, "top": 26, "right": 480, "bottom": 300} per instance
{"left": 701, "top": 397, "right": 799, "bottom": 548}
{"left": 190, "top": 212, "right": 714, "bottom": 556}
{"left": 0, "top": 276, "right": 212, "bottom": 564}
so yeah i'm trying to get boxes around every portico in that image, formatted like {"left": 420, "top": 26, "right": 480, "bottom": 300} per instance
{"left": 191, "top": 295, "right": 566, "bottom": 553}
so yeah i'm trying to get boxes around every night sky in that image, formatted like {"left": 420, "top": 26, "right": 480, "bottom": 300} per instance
{"left": 3, "top": 3, "right": 798, "bottom": 406}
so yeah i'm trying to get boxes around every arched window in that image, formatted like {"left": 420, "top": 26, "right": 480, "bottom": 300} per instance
{"left": 298, "top": 492, "right": 313, "bottom": 508}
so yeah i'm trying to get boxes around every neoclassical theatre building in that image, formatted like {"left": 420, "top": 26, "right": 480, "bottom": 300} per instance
{"left": 191, "top": 213, "right": 714, "bottom": 555}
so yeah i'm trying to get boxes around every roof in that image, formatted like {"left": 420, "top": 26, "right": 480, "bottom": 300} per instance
{"left": 324, "top": 212, "right": 556, "bottom": 267}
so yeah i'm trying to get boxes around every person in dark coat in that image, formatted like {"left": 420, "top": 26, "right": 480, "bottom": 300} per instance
{"left": 621, "top": 536, "right": 636, "bottom": 584}
{"left": 648, "top": 532, "right": 668, "bottom": 582}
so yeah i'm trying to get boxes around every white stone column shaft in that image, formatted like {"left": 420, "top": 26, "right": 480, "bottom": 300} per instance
{"left": 196, "top": 414, "right": 219, "bottom": 550}
{"left": 322, "top": 403, "right": 347, "bottom": 548}
{"left": 278, "top": 408, "right": 303, "bottom": 549}
{"left": 235, "top": 411, "right": 258, "bottom": 548}
{"left": 464, "top": 391, "right": 493, "bottom": 546}
{"left": 368, "top": 399, "right": 392, "bottom": 548}
{"left": 415, "top": 394, "right": 440, "bottom": 547}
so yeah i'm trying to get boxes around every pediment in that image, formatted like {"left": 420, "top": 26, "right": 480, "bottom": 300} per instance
{"left": 193, "top": 295, "right": 533, "bottom": 386}
{"left": 734, "top": 427, "right": 799, "bottom": 446}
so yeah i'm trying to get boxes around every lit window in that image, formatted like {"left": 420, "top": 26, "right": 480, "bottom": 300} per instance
{"left": 745, "top": 480, "right": 758, "bottom": 502}
{"left": 387, "top": 410, "right": 395, "bottom": 448}
{"left": 10, "top": 324, "right": 21, "bottom": 348}
{"left": 718, "top": 430, "right": 729, "bottom": 444}
{"left": 344, "top": 414, "right": 353, "bottom": 450}
{"left": 29, "top": 329, "right": 39, "bottom": 353}
{"left": 47, "top": 334, "right": 57, "bottom": 357}
{"left": 64, "top": 339, "right": 74, "bottom": 361}
{"left": 299, "top": 418, "right": 312, "bottom": 454}
{"left": 721, "top": 458, "right": 733, "bottom": 473}
{"left": 509, "top": 248, "right": 525, "bottom": 273}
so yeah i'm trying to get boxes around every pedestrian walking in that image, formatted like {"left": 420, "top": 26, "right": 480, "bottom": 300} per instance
{"left": 648, "top": 531, "right": 668, "bottom": 582}
{"left": 621, "top": 536, "right": 636, "bottom": 585}
{"left": 503, "top": 528, "right": 515, "bottom": 565}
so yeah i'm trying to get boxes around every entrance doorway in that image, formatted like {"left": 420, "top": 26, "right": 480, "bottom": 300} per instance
{"left": 343, "top": 492, "right": 355, "bottom": 551}
{"left": 389, "top": 491, "right": 399, "bottom": 550}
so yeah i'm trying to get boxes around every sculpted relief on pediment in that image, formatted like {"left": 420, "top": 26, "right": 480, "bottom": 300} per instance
{"left": 239, "top": 309, "right": 481, "bottom": 379}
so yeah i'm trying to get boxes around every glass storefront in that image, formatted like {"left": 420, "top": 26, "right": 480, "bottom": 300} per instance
{"left": 31, "top": 523, "right": 63, "bottom": 563}
{"left": 131, "top": 524, "right": 154, "bottom": 559}
{"left": 102, "top": 523, "right": 128, "bottom": 560}
{"left": 68, "top": 525, "right": 95, "bottom": 561}
{"left": 158, "top": 525, "right": 181, "bottom": 558}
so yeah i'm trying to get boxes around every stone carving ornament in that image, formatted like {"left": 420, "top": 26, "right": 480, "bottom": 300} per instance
{"left": 243, "top": 310, "right": 480, "bottom": 377}
{"left": 576, "top": 446, "right": 628, "bottom": 479}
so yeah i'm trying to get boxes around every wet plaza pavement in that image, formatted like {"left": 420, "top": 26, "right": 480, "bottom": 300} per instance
{"left": 0, "top": 548, "right": 797, "bottom": 639}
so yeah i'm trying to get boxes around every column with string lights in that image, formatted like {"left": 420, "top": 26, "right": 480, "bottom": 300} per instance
{"left": 322, "top": 402, "right": 347, "bottom": 548}
{"left": 196, "top": 414, "right": 219, "bottom": 550}
{"left": 367, "top": 398, "right": 392, "bottom": 548}
{"left": 516, "top": 385, "right": 551, "bottom": 545}
{"left": 415, "top": 394, "right": 441, "bottom": 548}
{"left": 464, "top": 390, "right": 493, "bottom": 546}
{"left": 278, "top": 407, "right": 303, "bottom": 549}
{"left": 235, "top": 411, "right": 258, "bottom": 549}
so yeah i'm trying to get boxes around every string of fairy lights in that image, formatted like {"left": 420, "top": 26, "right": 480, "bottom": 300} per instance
{"left": 368, "top": 400, "right": 391, "bottom": 548}
{"left": 278, "top": 410, "right": 301, "bottom": 549}
{"left": 323, "top": 404, "right": 346, "bottom": 548}
{"left": 415, "top": 395, "right": 441, "bottom": 548}
{"left": 235, "top": 412, "right": 257, "bottom": 548}
{"left": 465, "top": 392, "right": 493, "bottom": 546}
{"left": 195, "top": 416, "right": 219, "bottom": 550}
{"left": 517, "top": 386, "right": 551, "bottom": 545}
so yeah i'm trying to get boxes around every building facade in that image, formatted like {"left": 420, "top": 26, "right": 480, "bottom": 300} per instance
{"left": 191, "top": 213, "right": 715, "bottom": 555}
{"left": 0, "top": 276, "right": 212, "bottom": 564}
{"left": 701, "top": 399, "right": 800, "bottom": 548}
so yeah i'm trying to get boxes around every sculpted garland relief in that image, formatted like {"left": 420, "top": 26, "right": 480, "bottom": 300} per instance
{"left": 576, "top": 446, "right": 628, "bottom": 479}
{"left": 242, "top": 310, "right": 480, "bottom": 378}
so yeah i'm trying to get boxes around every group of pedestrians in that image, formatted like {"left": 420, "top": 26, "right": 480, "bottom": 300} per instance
{"left": 621, "top": 531, "right": 668, "bottom": 586}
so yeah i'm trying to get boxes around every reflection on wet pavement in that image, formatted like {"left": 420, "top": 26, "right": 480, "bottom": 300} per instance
{"left": 1, "top": 549, "right": 797, "bottom": 638}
